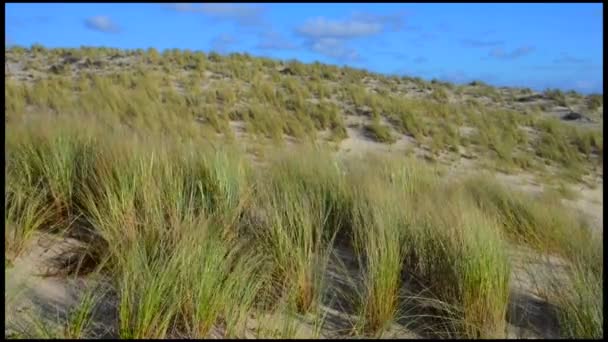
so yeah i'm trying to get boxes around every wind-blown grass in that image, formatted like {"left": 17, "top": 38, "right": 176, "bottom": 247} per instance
{"left": 249, "top": 147, "right": 346, "bottom": 314}
{"left": 399, "top": 184, "right": 510, "bottom": 338}
{"left": 5, "top": 186, "right": 54, "bottom": 263}
{"left": 7, "top": 45, "right": 602, "bottom": 185}
{"left": 462, "top": 175, "right": 597, "bottom": 263}
{"left": 4, "top": 114, "right": 602, "bottom": 339}
{"left": 551, "top": 262, "right": 603, "bottom": 339}
{"left": 340, "top": 156, "right": 510, "bottom": 338}
{"left": 351, "top": 176, "right": 407, "bottom": 335}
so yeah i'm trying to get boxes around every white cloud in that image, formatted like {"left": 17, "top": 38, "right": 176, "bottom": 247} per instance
{"left": 297, "top": 17, "right": 382, "bottom": 39}
{"left": 84, "top": 16, "right": 121, "bottom": 33}
{"left": 310, "top": 37, "right": 359, "bottom": 61}
{"left": 350, "top": 11, "right": 407, "bottom": 31}
{"left": 296, "top": 12, "right": 408, "bottom": 61}
{"left": 164, "top": 3, "right": 264, "bottom": 25}
{"left": 166, "top": 3, "right": 196, "bottom": 12}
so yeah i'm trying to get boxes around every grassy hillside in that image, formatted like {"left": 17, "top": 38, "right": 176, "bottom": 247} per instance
{"left": 4, "top": 46, "right": 604, "bottom": 339}
{"left": 5, "top": 45, "right": 603, "bottom": 182}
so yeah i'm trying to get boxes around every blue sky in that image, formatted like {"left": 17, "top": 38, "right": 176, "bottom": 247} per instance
{"left": 5, "top": 3, "right": 604, "bottom": 93}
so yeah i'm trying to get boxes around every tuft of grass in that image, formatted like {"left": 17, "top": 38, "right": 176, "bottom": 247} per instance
{"left": 544, "top": 88, "right": 568, "bottom": 107}
{"left": 351, "top": 175, "right": 407, "bottom": 335}
{"left": 329, "top": 124, "right": 348, "bottom": 142}
{"left": 250, "top": 147, "right": 342, "bottom": 314}
{"left": 5, "top": 186, "right": 54, "bottom": 263}
{"left": 5, "top": 79, "right": 27, "bottom": 120}
{"left": 63, "top": 284, "right": 105, "bottom": 339}
{"left": 116, "top": 240, "right": 183, "bottom": 339}
{"left": 402, "top": 184, "right": 511, "bottom": 338}
{"left": 176, "top": 223, "right": 267, "bottom": 338}
{"left": 453, "top": 203, "right": 510, "bottom": 338}
{"left": 365, "top": 118, "right": 396, "bottom": 144}
{"left": 587, "top": 94, "right": 602, "bottom": 111}
{"left": 551, "top": 262, "right": 603, "bottom": 339}
{"left": 430, "top": 86, "right": 449, "bottom": 103}
{"left": 463, "top": 174, "right": 598, "bottom": 271}
{"left": 553, "top": 182, "right": 579, "bottom": 201}
{"left": 344, "top": 156, "right": 510, "bottom": 338}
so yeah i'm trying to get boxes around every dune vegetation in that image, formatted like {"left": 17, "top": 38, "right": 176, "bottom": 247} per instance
{"left": 4, "top": 45, "right": 603, "bottom": 339}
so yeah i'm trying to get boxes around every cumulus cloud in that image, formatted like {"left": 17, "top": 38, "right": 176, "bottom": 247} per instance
{"left": 201, "top": 3, "right": 265, "bottom": 25}
{"left": 256, "top": 31, "right": 298, "bottom": 50}
{"left": 309, "top": 37, "right": 360, "bottom": 61}
{"left": 296, "top": 11, "right": 409, "bottom": 39}
{"left": 164, "top": 3, "right": 196, "bottom": 12}
{"left": 296, "top": 17, "right": 383, "bottom": 39}
{"left": 350, "top": 11, "right": 408, "bottom": 31}
{"left": 489, "top": 45, "right": 535, "bottom": 60}
{"left": 296, "top": 11, "right": 408, "bottom": 61}
{"left": 164, "top": 3, "right": 264, "bottom": 26}
{"left": 84, "top": 16, "right": 121, "bottom": 33}
{"left": 461, "top": 39, "right": 504, "bottom": 47}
